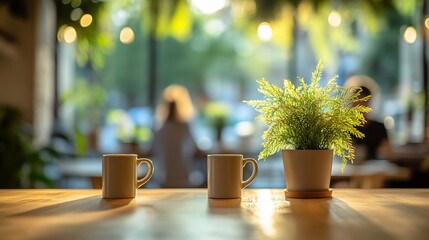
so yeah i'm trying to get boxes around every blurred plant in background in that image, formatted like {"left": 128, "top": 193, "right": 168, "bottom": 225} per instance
{"left": 61, "top": 78, "right": 106, "bottom": 155}
{"left": 202, "top": 102, "right": 232, "bottom": 141}
{"left": 0, "top": 106, "right": 57, "bottom": 188}
{"left": 106, "top": 109, "right": 152, "bottom": 144}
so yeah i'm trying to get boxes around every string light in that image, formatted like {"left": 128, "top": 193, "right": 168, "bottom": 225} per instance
{"left": 404, "top": 26, "right": 417, "bottom": 44}
{"left": 257, "top": 22, "right": 272, "bottom": 41}
{"left": 64, "top": 26, "right": 77, "bottom": 43}
{"left": 120, "top": 27, "right": 135, "bottom": 44}
{"left": 328, "top": 11, "right": 341, "bottom": 27}
{"left": 80, "top": 14, "right": 93, "bottom": 27}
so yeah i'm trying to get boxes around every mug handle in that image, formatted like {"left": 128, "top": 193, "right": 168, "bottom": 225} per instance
{"left": 242, "top": 158, "right": 258, "bottom": 189}
{"left": 136, "top": 158, "right": 154, "bottom": 188}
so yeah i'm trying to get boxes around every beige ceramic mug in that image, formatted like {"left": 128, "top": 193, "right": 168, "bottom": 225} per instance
{"left": 102, "top": 154, "right": 154, "bottom": 199}
{"left": 207, "top": 154, "right": 258, "bottom": 199}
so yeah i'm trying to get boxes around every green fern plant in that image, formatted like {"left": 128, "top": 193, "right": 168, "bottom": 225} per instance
{"left": 244, "top": 60, "right": 371, "bottom": 170}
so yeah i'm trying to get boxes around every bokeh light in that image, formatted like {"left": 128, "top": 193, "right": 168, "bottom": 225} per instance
{"left": 64, "top": 26, "right": 77, "bottom": 43}
{"left": 204, "top": 19, "right": 226, "bottom": 36}
{"left": 191, "top": 0, "right": 228, "bottom": 14}
{"left": 120, "top": 27, "right": 135, "bottom": 44}
{"left": 71, "top": 0, "right": 81, "bottom": 8}
{"left": 404, "top": 26, "right": 417, "bottom": 44}
{"left": 384, "top": 116, "right": 395, "bottom": 130}
{"left": 57, "top": 25, "right": 67, "bottom": 42}
{"left": 235, "top": 121, "right": 254, "bottom": 137}
{"left": 80, "top": 14, "right": 93, "bottom": 27}
{"left": 257, "top": 22, "right": 272, "bottom": 41}
{"left": 70, "top": 8, "right": 83, "bottom": 21}
{"left": 328, "top": 11, "right": 341, "bottom": 27}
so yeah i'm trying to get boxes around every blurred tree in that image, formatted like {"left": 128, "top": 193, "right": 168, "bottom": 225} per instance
{"left": 56, "top": 0, "right": 112, "bottom": 70}
{"left": 359, "top": 8, "right": 416, "bottom": 93}
{"left": 55, "top": 0, "right": 420, "bottom": 99}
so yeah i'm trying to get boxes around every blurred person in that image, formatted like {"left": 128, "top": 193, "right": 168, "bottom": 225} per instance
{"left": 151, "top": 85, "right": 205, "bottom": 188}
{"left": 345, "top": 75, "right": 393, "bottom": 162}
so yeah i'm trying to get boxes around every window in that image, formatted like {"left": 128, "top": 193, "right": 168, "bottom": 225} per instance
{"left": 55, "top": 0, "right": 427, "bottom": 188}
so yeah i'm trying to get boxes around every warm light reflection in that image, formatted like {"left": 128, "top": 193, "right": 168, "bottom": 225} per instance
{"left": 57, "top": 25, "right": 67, "bottom": 42}
{"left": 64, "top": 26, "right": 77, "bottom": 43}
{"left": 328, "top": 11, "right": 341, "bottom": 27}
{"left": 191, "top": 0, "right": 228, "bottom": 14}
{"left": 257, "top": 22, "right": 272, "bottom": 41}
{"left": 80, "top": 14, "right": 93, "bottom": 27}
{"left": 425, "top": 18, "right": 429, "bottom": 29}
{"left": 384, "top": 116, "right": 395, "bottom": 130}
{"left": 256, "top": 190, "right": 277, "bottom": 237}
{"left": 120, "top": 27, "right": 135, "bottom": 44}
{"left": 404, "top": 26, "right": 417, "bottom": 44}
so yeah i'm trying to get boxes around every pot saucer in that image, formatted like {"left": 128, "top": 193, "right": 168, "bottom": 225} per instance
{"left": 284, "top": 189, "right": 333, "bottom": 199}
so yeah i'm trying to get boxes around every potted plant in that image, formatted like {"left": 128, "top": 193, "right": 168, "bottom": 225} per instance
{"left": 244, "top": 61, "right": 370, "bottom": 198}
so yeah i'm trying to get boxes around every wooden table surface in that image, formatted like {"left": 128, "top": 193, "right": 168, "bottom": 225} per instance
{"left": 1, "top": 189, "right": 428, "bottom": 240}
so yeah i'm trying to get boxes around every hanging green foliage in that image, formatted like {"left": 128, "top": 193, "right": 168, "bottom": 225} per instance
{"left": 141, "top": 0, "right": 192, "bottom": 41}
{"left": 231, "top": 0, "right": 418, "bottom": 64}
{"left": 54, "top": 0, "right": 420, "bottom": 69}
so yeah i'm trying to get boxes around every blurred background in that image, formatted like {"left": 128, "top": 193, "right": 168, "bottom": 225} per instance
{"left": 1, "top": 0, "right": 429, "bottom": 189}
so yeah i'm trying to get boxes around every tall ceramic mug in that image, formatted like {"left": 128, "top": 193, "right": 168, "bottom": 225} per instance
{"left": 102, "top": 154, "right": 154, "bottom": 199}
{"left": 207, "top": 154, "right": 258, "bottom": 199}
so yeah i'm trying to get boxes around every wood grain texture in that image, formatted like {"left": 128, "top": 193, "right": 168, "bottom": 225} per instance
{"left": 0, "top": 189, "right": 428, "bottom": 240}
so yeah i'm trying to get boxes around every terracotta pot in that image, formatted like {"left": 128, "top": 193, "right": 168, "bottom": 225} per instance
{"left": 282, "top": 149, "right": 333, "bottom": 192}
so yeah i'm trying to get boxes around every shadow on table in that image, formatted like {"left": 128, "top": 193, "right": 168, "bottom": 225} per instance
{"left": 286, "top": 197, "right": 394, "bottom": 239}
{"left": 11, "top": 196, "right": 134, "bottom": 216}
